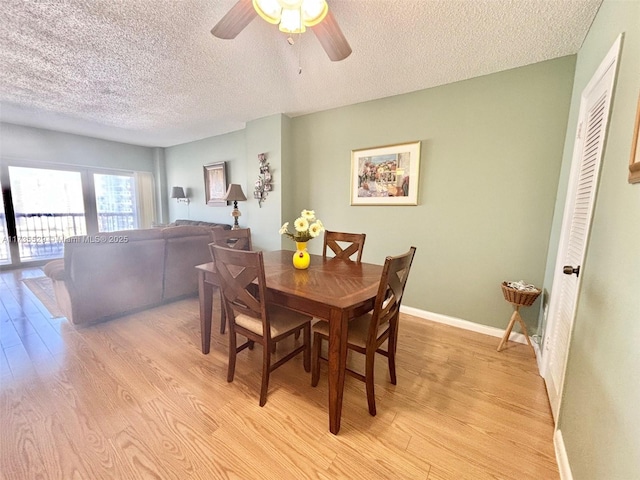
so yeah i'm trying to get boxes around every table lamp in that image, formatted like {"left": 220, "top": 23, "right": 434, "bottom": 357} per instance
{"left": 224, "top": 184, "right": 247, "bottom": 230}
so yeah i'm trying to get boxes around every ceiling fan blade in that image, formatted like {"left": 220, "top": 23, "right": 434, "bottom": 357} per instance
{"left": 211, "top": 0, "right": 257, "bottom": 39}
{"left": 310, "top": 10, "right": 352, "bottom": 61}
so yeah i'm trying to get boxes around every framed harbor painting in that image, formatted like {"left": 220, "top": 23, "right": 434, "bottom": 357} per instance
{"left": 351, "top": 141, "right": 421, "bottom": 205}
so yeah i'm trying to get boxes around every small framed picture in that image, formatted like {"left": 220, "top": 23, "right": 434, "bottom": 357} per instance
{"left": 629, "top": 93, "right": 640, "bottom": 184}
{"left": 203, "top": 162, "right": 227, "bottom": 206}
{"left": 351, "top": 141, "right": 421, "bottom": 205}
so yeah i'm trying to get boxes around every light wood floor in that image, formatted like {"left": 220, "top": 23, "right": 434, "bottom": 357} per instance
{"left": 0, "top": 267, "right": 558, "bottom": 480}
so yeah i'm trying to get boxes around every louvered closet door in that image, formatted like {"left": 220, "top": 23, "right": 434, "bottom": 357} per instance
{"left": 542, "top": 36, "right": 620, "bottom": 421}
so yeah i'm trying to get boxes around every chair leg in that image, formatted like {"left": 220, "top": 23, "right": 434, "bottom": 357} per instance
{"left": 218, "top": 289, "right": 226, "bottom": 334}
{"left": 388, "top": 326, "right": 398, "bottom": 386}
{"left": 387, "top": 349, "right": 397, "bottom": 387}
{"left": 365, "top": 348, "right": 377, "bottom": 416}
{"left": 311, "top": 332, "right": 322, "bottom": 387}
{"left": 303, "top": 324, "right": 311, "bottom": 373}
{"left": 259, "top": 341, "right": 272, "bottom": 407}
{"left": 227, "top": 332, "right": 237, "bottom": 382}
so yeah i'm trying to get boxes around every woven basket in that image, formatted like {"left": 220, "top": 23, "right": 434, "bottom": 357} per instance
{"left": 501, "top": 282, "right": 541, "bottom": 306}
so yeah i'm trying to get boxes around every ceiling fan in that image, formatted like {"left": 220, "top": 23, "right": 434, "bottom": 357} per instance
{"left": 211, "top": 0, "right": 352, "bottom": 62}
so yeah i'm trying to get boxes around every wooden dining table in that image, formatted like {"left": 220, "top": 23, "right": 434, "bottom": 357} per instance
{"left": 195, "top": 250, "right": 383, "bottom": 435}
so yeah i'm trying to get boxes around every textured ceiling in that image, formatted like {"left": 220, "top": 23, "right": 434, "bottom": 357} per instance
{"left": 0, "top": 0, "right": 602, "bottom": 148}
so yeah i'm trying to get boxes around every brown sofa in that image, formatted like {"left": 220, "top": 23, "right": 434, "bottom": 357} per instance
{"left": 44, "top": 223, "right": 230, "bottom": 326}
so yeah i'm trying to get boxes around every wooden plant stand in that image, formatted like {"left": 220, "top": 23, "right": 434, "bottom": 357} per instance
{"left": 497, "top": 282, "right": 540, "bottom": 352}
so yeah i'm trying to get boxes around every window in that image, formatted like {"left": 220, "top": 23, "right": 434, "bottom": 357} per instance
{"left": 9, "top": 166, "right": 86, "bottom": 262}
{"left": 0, "top": 163, "right": 151, "bottom": 268}
{"left": 94, "top": 173, "right": 138, "bottom": 232}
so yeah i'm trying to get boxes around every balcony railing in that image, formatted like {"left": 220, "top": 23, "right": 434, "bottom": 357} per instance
{"left": 0, "top": 212, "right": 136, "bottom": 263}
{"left": 98, "top": 212, "right": 136, "bottom": 232}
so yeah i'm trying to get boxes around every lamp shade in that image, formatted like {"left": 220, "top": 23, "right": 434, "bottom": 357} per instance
{"left": 171, "top": 186, "right": 186, "bottom": 199}
{"left": 224, "top": 184, "right": 247, "bottom": 202}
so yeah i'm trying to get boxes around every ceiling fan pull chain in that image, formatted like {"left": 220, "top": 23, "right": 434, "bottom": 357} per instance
{"left": 298, "top": 32, "right": 303, "bottom": 74}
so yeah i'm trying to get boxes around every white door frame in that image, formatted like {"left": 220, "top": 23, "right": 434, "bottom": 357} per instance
{"left": 541, "top": 34, "right": 622, "bottom": 421}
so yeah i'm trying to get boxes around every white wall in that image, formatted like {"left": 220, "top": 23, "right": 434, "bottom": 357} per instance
{"left": 0, "top": 123, "right": 154, "bottom": 171}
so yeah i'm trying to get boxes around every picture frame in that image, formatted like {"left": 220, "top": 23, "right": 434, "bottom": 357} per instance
{"left": 203, "top": 162, "right": 227, "bottom": 206}
{"left": 351, "top": 141, "right": 421, "bottom": 205}
{"left": 628, "top": 93, "right": 640, "bottom": 184}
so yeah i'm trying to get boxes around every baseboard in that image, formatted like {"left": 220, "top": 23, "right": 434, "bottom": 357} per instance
{"left": 400, "top": 305, "right": 529, "bottom": 345}
{"left": 554, "top": 429, "right": 573, "bottom": 480}
{"left": 400, "top": 306, "right": 545, "bottom": 374}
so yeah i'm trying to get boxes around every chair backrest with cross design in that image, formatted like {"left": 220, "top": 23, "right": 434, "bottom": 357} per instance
{"left": 211, "top": 227, "right": 252, "bottom": 251}
{"left": 322, "top": 230, "right": 366, "bottom": 262}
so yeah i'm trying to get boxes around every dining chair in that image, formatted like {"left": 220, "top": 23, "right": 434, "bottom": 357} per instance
{"left": 311, "top": 246, "right": 416, "bottom": 416}
{"left": 323, "top": 230, "right": 366, "bottom": 262}
{"left": 209, "top": 227, "right": 252, "bottom": 333}
{"left": 296, "top": 229, "right": 365, "bottom": 343}
{"left": 210, "top": 245, "right": 312, "bottom": 407}
{"left": 211, "top": 226, "right": 252, "bottom": 251}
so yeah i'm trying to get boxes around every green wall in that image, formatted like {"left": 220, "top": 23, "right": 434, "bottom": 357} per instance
{"left": 551, "top": 1, "right": 640, "bottom": 478}
{"left": 245, "top": 115, "right": 289, "bottom": 252}
{"left": 164, "top": 129, "right": 246, "bottom": 227}
{"left": 164, "top": 114, "right": 289, "bottom": 251}
{"left": 291, "top": 57, "right": 576, "bottom": 330}
{"left": 165, "top": 58, "right": 575, "bottom": 332}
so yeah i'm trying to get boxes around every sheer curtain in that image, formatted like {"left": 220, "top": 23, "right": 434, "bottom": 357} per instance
{"left": 134, "top": 171, "right": 157, "bottom": 229}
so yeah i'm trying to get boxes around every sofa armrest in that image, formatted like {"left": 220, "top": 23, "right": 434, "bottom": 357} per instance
{"left": 43, "top": 259, "right": 67, "bottom": 281}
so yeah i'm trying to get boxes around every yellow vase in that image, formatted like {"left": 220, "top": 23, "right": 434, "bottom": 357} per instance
{"left": 293, "top": 241, "right": 310, "bottom": 269}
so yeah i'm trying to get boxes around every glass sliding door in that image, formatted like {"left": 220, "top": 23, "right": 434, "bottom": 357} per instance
{"left": 0, "top": 164, "right": 150, "bottom": 269}
{"left": 94, "top": 173, "right": 138, "bottom": 232}
{"left": 8, "top": 166, "right": 87, "bottom": 262}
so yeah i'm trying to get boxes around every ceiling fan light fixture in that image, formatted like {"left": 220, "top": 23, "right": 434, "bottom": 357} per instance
{"left": 253, "top": 0, "right": 282, "bottom": 25}
{"left": 253, "top": 0, "right": 327, "bottom": 33}
{"left": 301, "top": 0, "right": 328, "bottom": 26}
{"left": 279, "top": 0, "right": 303, "bottom": 7}
{"left": 212, "top": 0, "right": 351, "bottom": 62}
{"left": 279, "top": 7, "right": 305, "bottom": 33}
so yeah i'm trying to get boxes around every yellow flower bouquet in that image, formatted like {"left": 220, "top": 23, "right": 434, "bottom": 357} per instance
{"left": 279, "top": 210, "right": 325, "bottom": 269}
{"left": 279, "top": 209, "right": 324, "bottom": 243}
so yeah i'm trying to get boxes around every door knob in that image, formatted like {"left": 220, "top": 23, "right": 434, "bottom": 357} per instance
{"left": 563, "top": 265, "right": 580, "bottom": 277}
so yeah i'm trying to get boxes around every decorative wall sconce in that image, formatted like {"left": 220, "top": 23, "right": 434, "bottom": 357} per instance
{"left": 171, "top": 186, "right": 190, "bottom": 204}
{"left": 253, "top": 153, "right": 272, "bottom": 208}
